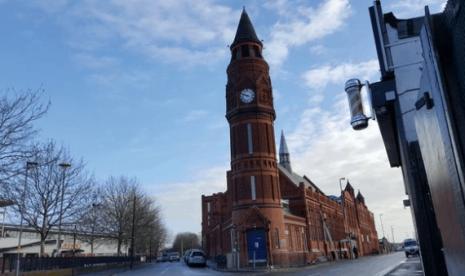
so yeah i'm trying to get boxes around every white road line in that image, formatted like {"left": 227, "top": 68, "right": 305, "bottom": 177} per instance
{"left": 160, "top": 267, "right": 170, "bottom": 275}
{"left": 374, "top": 259, "right": 406, "bottom": 276}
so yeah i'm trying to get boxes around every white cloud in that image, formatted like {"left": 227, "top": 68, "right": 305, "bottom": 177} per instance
{"left": 27, "top": 0, "right": 237, "bottom": 67}
{"left": 286, "top": 95, "right": 415, "bottom": 241}
{"left": 389, "top": 0, "right": 447, "bottom": 18}
{"left": 265, "top": 0, "right": 352, "bottom": 67}
{"left": 73, "top": 53, "right": 119, "bottom": 69}
{"left": 302, "top": 59, "right": 379, "bottom": 90}
{"left": 309, "top": 44, "right": 327, "bottom": 55}
{"left": 180, "top": 109, "right": 209, "bottom": 123}
{"left": 152, "top": 166, "right": 227, "bottom": 235}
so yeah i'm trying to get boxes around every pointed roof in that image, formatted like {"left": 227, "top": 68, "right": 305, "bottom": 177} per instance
{"left": 279, "top": 130, "right": 290, "bottom": 155}
{"left": 345, "top": 181, "right": 354, "bottom": 193}
{"left": 356, "top": 190, "right": 365, "bottom": 203}
{"left": 230, "top": 8, "right": 262, "bottom": 49}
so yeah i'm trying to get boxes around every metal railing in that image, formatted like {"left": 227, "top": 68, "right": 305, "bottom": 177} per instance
{"left": 1, "top": 256, "right": 140, "bottom": 273}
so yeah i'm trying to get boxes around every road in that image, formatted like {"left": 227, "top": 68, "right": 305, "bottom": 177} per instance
{"left": 83, "top": 252, "right": 413, "bottom": 276}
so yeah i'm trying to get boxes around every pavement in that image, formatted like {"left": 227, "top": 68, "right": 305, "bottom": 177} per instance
{"left": 82, "top": 252, "right": 420, "bottom": 276}
{"left": 385, "top": 256, "right": 422, "bottom": 276}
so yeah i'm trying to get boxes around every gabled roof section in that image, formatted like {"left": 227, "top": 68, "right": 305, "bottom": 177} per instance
{"left": 278, "top": 164, "right": 324, "bottom": 194}
{"left": 356, "top": 190, "right": 365, "bottom": 204}
{"left": 345, "top": 181, "right": 354, "bottom": 194}
{"left": 230, "top": 8, "right": 262, "bottom": 49}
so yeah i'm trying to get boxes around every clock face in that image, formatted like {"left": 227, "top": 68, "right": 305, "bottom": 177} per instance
{"left": 240, "top": 88, "right": 255, "bottom": 103}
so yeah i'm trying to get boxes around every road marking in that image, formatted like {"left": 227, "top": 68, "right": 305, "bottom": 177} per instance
{"left": 374, "top": 259, "right": 406, "bottom": 276}
{"left": 160, "top": 267, "right": 170, "bottom": 275}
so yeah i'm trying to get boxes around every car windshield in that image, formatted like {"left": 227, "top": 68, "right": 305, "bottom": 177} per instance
{"left": 192, "top": 252, "right": 204, "bottom": 257}
{"left": 405, "top": 241, "right": 417, "bottom": 247}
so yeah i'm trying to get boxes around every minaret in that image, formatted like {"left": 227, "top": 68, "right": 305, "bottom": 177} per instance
{"left": 226, "top": 8, "right": 287, "bottom": 267}
{"left": 279, "top": 130, "right": 292, "bottom": 172}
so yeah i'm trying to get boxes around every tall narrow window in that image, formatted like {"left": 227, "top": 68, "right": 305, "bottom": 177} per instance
{"left": 250, "top": 176, "right": 256, "bottom": 200}
{"left": 207, "top": 202, "right": 211, "bottom": 213}
{"left": 241, "top": 45, "right": 249, "bottom": 57}
{"left": 274, "top": 228, "right": 280, "bottom": 249}
{"left": 247, "top": 123, "right": 253, "bottom": 154}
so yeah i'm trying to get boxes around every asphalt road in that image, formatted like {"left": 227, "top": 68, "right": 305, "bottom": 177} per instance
{"left": 83, "top": 252, "right": 413, "bottom": 276}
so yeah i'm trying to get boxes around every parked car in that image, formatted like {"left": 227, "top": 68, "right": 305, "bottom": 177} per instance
{"left": 157, "top": 254, "right": 169, "bottom": 262}
{"left": 169, "top": 252, "right": 180, "bottom": 262}
{"left": 186, "top": 249, "right": 206, "bottom": 267}
{"left": 183, "top": 249, "right": 192, "bottom": 263}
{"left": 403, "top": 239, "right": 419, "bottom": 257}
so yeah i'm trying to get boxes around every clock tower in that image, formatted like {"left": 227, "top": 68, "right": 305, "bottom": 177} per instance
{"left": 226, "top": 9, "right": 287, "bottom": 267}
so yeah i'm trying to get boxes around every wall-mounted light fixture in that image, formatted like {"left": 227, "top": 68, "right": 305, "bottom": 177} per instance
{"left": 344, "top": 79, "right": 375, "bottom": 130}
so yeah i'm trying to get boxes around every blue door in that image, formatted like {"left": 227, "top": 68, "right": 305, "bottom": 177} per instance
{"left": 246, "top": 228, "right": 267, "bottom": 264}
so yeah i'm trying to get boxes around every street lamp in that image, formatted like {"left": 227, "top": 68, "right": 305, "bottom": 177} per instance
{"left": 338, "top": 177, "right": 347, "bottom": 259}
{"left": 56, "top": 162, "right": 71, "bottom": 254}
{"left": 379, "top": 213, "right": 386, "bottom": 254}
{"left": 90, "top": 203, "right": 101, "bottom": 255}
{"left": 16, "top": 161, "right": 38, "bottom": 276}
{"left": 130, "top": 192, "right": 137, "bottom": 270}
{"left": 379, "top": 213, "right": 385, "bottom": 238}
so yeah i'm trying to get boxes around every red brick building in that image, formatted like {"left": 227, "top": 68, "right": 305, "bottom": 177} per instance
{"left": 201, "top": 9, "right": 379, "bottom": 268}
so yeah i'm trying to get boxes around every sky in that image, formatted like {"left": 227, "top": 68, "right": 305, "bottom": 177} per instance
{"left": 0, "top": 0, "right": 447, "bottom": 243}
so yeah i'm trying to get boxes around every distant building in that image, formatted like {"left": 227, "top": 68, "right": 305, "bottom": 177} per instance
{"left": 0, "top": 224, "right": 126, "bottom": 257}
{"left": 201, "top": 9, "right": 379, "bottom": 268}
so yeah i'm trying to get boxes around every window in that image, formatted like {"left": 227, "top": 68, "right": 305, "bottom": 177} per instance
{"left": 207, "top": 202, "right": 211, "bottom": 213}
{"left": 232, "top": 49, "right": 238, "bottom": 60}
{"left": 250, "top": 176, "right": 256, "bottom": 200}
{"left": 274, "top": 228, "right": 280, "bottom": 249}
{"left": 253, "top": 46, "right": 262, "bottom": 58}
{"left": 302, "top": 231, "right": 308, "bottom": 251}
{"left": 247, "top": 123, "right": 253, "bottom": 154}
{"left": 241, "top": 45, "right": 249, "bottom": 57}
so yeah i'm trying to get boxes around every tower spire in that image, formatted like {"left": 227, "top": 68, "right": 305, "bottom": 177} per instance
{"left": 230, "top": 8, "right": 262, "bottom": 49}
{"left": 279, "top": 130, "right": 292, "bottom": 172}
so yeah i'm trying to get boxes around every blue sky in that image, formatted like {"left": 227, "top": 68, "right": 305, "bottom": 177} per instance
{"left": 0, "top": 0, "right": 446, "bottom": 241}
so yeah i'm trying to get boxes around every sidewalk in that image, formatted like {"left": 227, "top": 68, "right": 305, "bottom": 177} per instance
{"left": 385, "top": 257, "right": 422, "bottom": 276}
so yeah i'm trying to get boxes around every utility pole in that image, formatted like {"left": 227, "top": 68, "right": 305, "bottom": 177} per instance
{"left": 130, "top": 193, "right": 136, "bottom": 270}
{"left": 57, "top": 162, "right": 71, "bottom": 254}
{"left": 379, "top": 214, "right": 385, "bottom": 238}
{"left": 73, "top": 224, "right": 77, "bottom": 257}
{"left": 16, "top": 161, "right": 38, "bottom": 276}
{"left": 391, "top": 226, "right": 395, "bottom": 244}
{"left": 181, "top": 237, "right": 184, "bottom": 256}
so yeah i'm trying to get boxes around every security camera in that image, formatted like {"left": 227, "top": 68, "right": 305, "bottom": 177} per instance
{"left": 344, "top": 79, "right": 374, "bottom": 130}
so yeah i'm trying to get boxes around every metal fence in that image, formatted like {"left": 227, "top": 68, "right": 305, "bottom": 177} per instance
{"left": 1, "top": 256, "right": 140, "bottom": 273}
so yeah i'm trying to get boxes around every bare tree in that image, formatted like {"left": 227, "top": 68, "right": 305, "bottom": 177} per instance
{"left": 0, "top": 90, "right": 49, "bottom": 183}
{"left": 172, "top": 232, "right": 200, "bottom": 254}
{"left": 76, "top": 189, "right": 106, "bottom": 255}
{"left": 99, "top": 176, "right": 167, "bottom": 257}
{"left": 2, "top": 141, "right": 93, "bottom": 255}
{"left": 99, "top": 176, "right": 134, "bottom": 256}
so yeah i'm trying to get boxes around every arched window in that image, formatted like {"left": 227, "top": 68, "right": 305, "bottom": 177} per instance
{"left": 241, "top": 45, "right": 250, "bottom": 57}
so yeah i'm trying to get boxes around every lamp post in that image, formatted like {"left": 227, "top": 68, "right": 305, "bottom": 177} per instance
{"left": 56, "top": 162, "right": 71, "bottom": 254}
{"left": 130, "top": 192, "right": 136, "bottom": 270}
{"left": 379, "top": 213, "right": 386, "bottom": 254}
{"left": 16, "top": 161, "right": 38, "bottom": 276}
{"left": 90, "top": 203, "right": 101, "bottom": 255}
{"left": 338, "top": 177, "right": 347, "bottom": 259}
{"left": 379, "top": 213, "right": 385, "bottom": 238}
